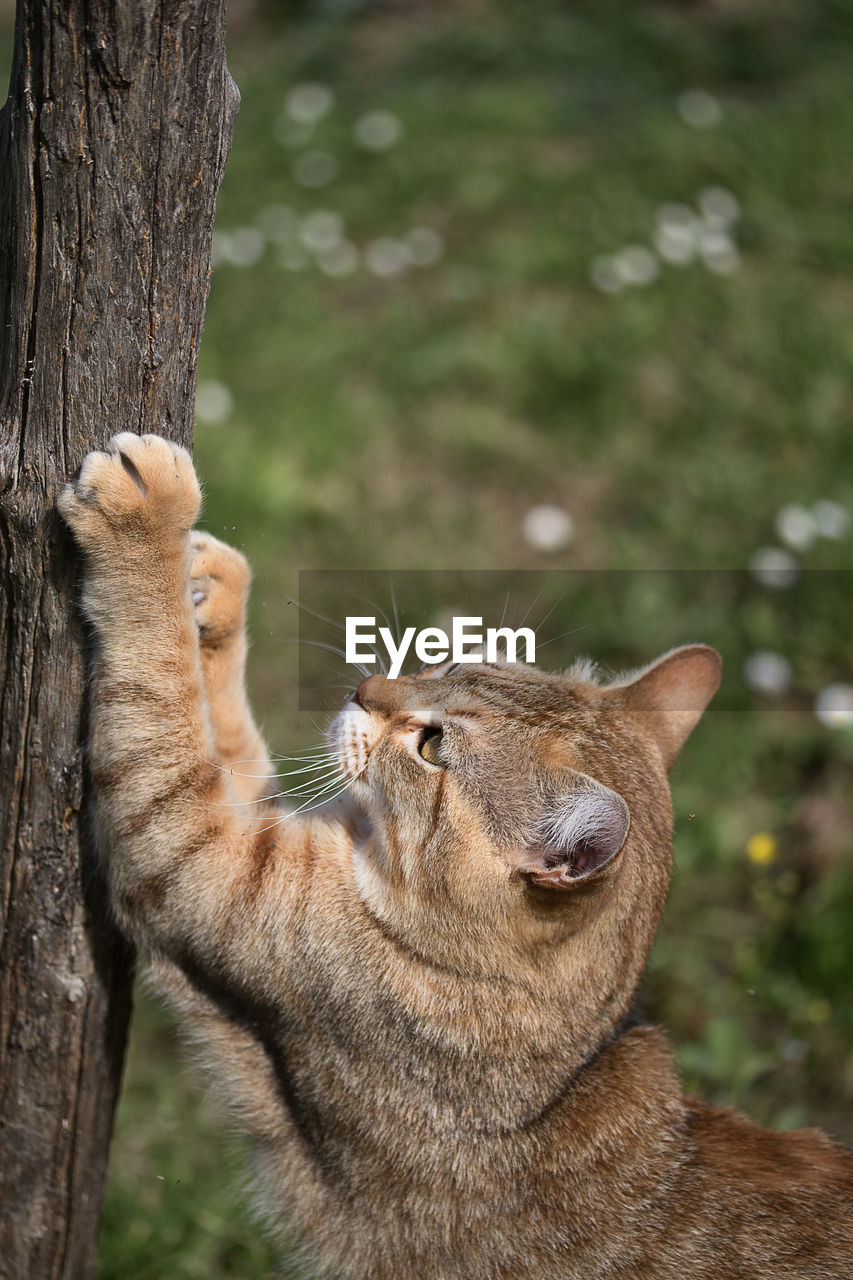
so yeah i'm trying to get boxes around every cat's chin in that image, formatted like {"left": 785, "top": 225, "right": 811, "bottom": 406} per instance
{"left": 333, "top": 793, "right": 373, "bottom": 844}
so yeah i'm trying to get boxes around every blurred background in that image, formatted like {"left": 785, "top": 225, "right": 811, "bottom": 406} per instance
{"left": 5, "top": 1, "right": 853, "bottom": 1274}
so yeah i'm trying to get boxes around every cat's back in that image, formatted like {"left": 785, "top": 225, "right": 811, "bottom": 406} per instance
{"left": 653, "top": 1099, "right": 853, "bottom": 1279}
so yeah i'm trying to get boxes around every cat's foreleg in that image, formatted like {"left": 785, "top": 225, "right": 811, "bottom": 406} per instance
{"left": 58, "top": 433, "right": 303, "bottom": 969}
{"left": 189, "top": 531, "right": 274, "bottom": 805}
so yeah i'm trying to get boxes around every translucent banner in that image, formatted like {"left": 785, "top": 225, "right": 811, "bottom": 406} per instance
{"left": 294, "top": 569, "right": 853, "bottom": 717}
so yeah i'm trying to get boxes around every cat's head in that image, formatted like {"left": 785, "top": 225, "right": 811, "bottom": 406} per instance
{"left": 328, "top": 645, "right": 720, "bottom": 982}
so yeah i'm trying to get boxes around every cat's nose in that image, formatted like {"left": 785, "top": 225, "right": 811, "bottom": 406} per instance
{"left": 352, "top": 675, "right": 387, "bottom": 711}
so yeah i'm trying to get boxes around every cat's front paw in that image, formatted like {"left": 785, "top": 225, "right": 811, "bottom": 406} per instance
{"left": 190, "top": 531, "right": 251, "bottom": 645}
{"left": 58, "top": 433, "right": 201, "bottom": 554}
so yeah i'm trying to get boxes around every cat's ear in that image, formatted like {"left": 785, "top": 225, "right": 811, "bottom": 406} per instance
{"left": 519, "top": 781, "right": 630, "bottom": 891}
{"left": 608, "top": 644, "right": 721, "bottom": 769}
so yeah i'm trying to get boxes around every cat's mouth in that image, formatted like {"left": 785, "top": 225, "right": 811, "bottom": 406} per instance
{"left": 327, "top": 700, "right": 378, "bottom": 784}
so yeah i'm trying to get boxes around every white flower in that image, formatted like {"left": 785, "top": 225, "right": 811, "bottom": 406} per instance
{"left": 522, "top": 506, "right": 574, "bottom": 553}
{"left": 653, "top": 204, "right": 700, "bottom": 265}
{"left": 812, "top": 500, "right": 850, "bottom": 540}
{"left": 210, "top": 230, "right": 233, "bottom": 269}
{"left": 354, "top": 110, "right": 403, "bottom": 150}
{"left": 589, "top": 256, "right": 624, "bottom": 293}
{"left": 227, "top": 227, "right": 265, "bottom": 267}
{"left": 195, "top": 381, "right": 233, "bottom": 424}
{"left": 654, "top": 223, "right": 698, "bottom": 266}
{"left": 294, "top": 152, "right": 338, "bottom": 188}
{"left": 699, "top": 227, "right": 739, "bottom": 275}
{"left": 256, "top": 205, "right": 298, "bottom": 241}
{"left": 655, "top": 202, "right": 698, "bottom": 232}
{"left": 300, "top": 210, "right": 345, "bottom": 252}
{"left": 678, "top": 89, "right": 722, "bottom": 128}
{"left": 749, "top": 547, "right": 798, "bottom": 588}
{"left": 286, "top": 82, "right": 334, "bottom": 124}
{"left": 365, "top": 238, "right": 409, "bottom": 278}
{"left": 404, "top": 227, "right": 444, "bottom": 266}
{"left": 614, "top": 245, "right": 659, "bottom": 286}
{"left": 317, "top": 241, "right": 360, "bottom": 277}
{"left": 814, "top": 685, "right": 853, "bottom": 728}
{"left": 743, "top": 652, "right": 792, "bottom": 696}
{"left": 698, "top": 186, "right": 741, "bottom": 226}
{"left": 775, "top": 504, "right": 818, "bottom": 551}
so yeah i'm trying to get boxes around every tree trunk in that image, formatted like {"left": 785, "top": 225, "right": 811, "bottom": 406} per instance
{"left": 0, "top": 3, "right": 238, "bottom": 1275}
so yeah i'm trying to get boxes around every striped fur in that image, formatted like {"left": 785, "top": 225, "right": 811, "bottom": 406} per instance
{"left": 60, "top": 435, "right": 853, "bottom": 1279}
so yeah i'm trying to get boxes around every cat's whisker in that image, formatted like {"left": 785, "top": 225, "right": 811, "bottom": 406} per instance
{"left": 277, "top": 762, "right": 363, "bottom": 808}
{"left": 286, "top": 597, "right": 348, "bottom": 634}
{"left": 287, "top": 596, "right": 391, "bottom": 676}
{"left": 225, "top": 755, "right": 333, "bottom": 776}
{"left": 351, "top": 593, "right": 396, "bottom": 639}
{"left": 248, "top": 770, "right": 362, "bottom": 835}
{"left": 266, "top": 771, "right": 346, "bottom": 801}
{"left": 212, "top": 768, "right": 345, "bottom": 808}
{"left": 307, "top": 714, "right": 334, "bottom": 739}
{"left": 350, "top": 593, "right": 396, "bottom": 674}
{"left": 311, "top": 662, "right": 357, "bottom": 687}
{"left": 289, "top": 763, "right": 347, "bottom": 793}
{"left": 388, "top": 575, "right": 401, "bottom": 653}
{"left": 216, "top": 756, "right": 291, "bottom": 767}
{"left": 294, "top": 637, "right": 350, "bottom": 662}
{"left": 281, "top": 603, "right": 398, "bottom": 678}
{"left": 268, "top": 746, "right": 333, "bottom": 760}
{"left": 277, "top": 635, "right": 374, "bottom": 680}
{"left": 517, "top": 584, "right": 547, "bottom": 629}
{"left": 531, "top": 589, "right": 568, "bottom": 639}
{"left": 314, "top": 643, "right": 373, "bottom": 680}
{"left": 304, "top": 674, "right": 360, "bottom": 699}
{"left": 218, "top": 771, "right": 344, "bottom": 806}
{"left": 267, "top": 755, "right": 331, "bottom": 765}
{"left": 288, "top": 783, "right": 355, "bottom": 816}
{"left": 535, "top": 620, "right": 595, "bottom": 652}
{"left": 190, "top": 748, "right": 279, "bottom": 781}
{"left": 189, "top": 749, "right": 335, "bottom": 785}
{"left": 262, "top": 772, "right": 338, "bottom": 787}
{"left": 258, "top": 760, "right": 336, "bottom": 779}
{"left": 239, "top": 767, "right": 347, "bottom": 809}
{"left": 287, "top": 776, "right": 361, "bottom": 813}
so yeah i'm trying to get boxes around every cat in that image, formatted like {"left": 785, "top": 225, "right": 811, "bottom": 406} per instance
{"left": 59, "top": 433, "right": 853, "bottom": 1280}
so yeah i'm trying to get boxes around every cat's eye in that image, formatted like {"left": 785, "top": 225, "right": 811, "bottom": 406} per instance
{"left": 418, "top": 727, "right": 444, "bottom": 766}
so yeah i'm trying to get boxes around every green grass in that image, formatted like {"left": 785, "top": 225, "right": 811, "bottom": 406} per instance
{"left": 11, "top": 0, "right": 850, "bottom": 1273}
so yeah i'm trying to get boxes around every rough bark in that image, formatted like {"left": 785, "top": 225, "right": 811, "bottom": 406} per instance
{"left": 0, "top": 2, "right": 239, "bottom": 1275}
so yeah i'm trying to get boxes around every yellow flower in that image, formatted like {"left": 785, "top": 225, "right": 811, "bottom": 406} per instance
{"left": 746, "top": 831, "right": 778, "bottom": 866}
{"left": 806, "top": 999, "right": 831, "bottom": 1025}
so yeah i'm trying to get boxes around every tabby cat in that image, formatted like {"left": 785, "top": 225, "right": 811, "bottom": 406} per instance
{"left": 60, "top": 434, "right": 853, "bottom": 1279}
